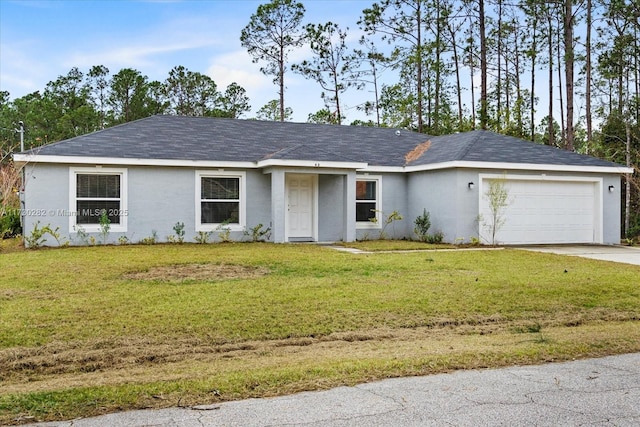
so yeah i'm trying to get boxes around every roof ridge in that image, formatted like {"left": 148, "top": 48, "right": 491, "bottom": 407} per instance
{"left": 455, "top": 130, "right": 485, "bottom": 161}
{"left": 261, "top": 144, "right": 303, "bottom": 160}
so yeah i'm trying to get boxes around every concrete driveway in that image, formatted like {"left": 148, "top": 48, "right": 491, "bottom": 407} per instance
{"left": 517, "top": 244, "right": 640, "bottom": 266}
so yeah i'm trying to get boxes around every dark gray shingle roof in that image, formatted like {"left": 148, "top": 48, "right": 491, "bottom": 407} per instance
{"left": 29, "top": 115, "right": 622, "bottom": 169}
{"left": 405, "top": 130, "right": 622, "bottom": 168}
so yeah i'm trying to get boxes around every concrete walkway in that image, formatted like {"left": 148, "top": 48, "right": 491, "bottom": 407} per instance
{"left": 331, "top": 244, "right": 640, "bottom": 266}
{"left": 25, "top": 353, "right": 640, "bottom": 427}
{"left": 517, "top": 244, "right": 640, "bottom": 266}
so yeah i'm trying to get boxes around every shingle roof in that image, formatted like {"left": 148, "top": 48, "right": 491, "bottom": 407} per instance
{"left": 406, "top": 130, "right": 622, "bottom": 168}
{"left": 28, "top": 115, "right": 622, "bottom": 169}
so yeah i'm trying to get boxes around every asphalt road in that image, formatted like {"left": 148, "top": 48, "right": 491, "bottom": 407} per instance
{"left": 24, "top": 352, "right": 640, "bottom": 427}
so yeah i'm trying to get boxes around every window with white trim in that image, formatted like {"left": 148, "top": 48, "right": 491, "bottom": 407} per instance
{"left": 196, "top": 171, "right": 246, "bottom": 231}
{"left": 70, "top": 168, "right": 127, "bottom": 232}
{"left": 356, "top": 176, "right": 381, "bottom": 228}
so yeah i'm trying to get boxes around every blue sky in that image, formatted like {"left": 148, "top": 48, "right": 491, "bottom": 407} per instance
{"left": 0, "top": 0, "right": 385, "bottom": 122}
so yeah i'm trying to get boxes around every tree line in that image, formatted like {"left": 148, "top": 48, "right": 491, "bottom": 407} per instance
{"left": 1, "top": 0, "right": 639, "bottom": 237}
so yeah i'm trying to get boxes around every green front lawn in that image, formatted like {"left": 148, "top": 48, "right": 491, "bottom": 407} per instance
{"left": 1, "top": 242, "right": 639, "bottom": 424}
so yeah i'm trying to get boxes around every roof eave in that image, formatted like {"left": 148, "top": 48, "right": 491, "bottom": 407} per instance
{"left": 256, "top": 158, "right": 368, "bottom": 169}
{"left": 361, "top": 161, "right": 633, "bottom": 174}
{"left": 12, "top": 153, "right": 257, "bottom": 169}
{"left": 14, "top": 154, "right": 632, "bottom": 175}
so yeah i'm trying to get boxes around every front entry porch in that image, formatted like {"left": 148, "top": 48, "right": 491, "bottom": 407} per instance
{"left": 266, "top": 169, "right": 357, "bottom": 243}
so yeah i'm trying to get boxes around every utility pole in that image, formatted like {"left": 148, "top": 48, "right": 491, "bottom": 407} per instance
{"left": 17, "top": 121, "right": 24, "bottom": 153}
{"left": 14, "top": 121, "right": 25, "bottom": 229}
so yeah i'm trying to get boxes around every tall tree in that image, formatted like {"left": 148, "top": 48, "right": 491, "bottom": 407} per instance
{"left": 44, "top": 67, "right": 98, "bottom": 139}
{"left": 87, "top": 65, "right": 110, "bottom": 130}
{"left": 596, "top": 0, "right": 640, "bottom": 236}
{"left": 241, "top": 0, "right": 306, "bottom": 122}
{"left": 378, "top": 83, "right": 418, "bottom": 129}
{"left": 293, "top": 22, "right": 355, "bottom": 125}
{"left": 521, "top": 0, "right": 542, "bottom": 142}
{"left": 585, "top": 0, "right": 594, "bottom": 152}
{"left": 213, "top": 83, "right": 251, "bottom": 118}
{"left": 307, "top": 108, "right": 340, "bottom": 124}
{"left": 0, "top": 91, "right": 19, "bottom": 160}
{"left": 164, "top": 66, "right": 220, "bottom": 116}
{"left": 256, "top": 99, "right": 293, "bottom": 121}
{"left": 444, "top": 0, "right": 466, "bottom": 131}
{"left": 564, "top": 0, "right": 577, "bottom": 151}
{"left": 108, "top": 68, "right": 151, "bottom": 124}
{"left": 359, "top": 0, "right": 427, "bottom": 132}
{"left": 478, "top": 0, "right": 488, "bottom": 129}
{"left": 351, "top": 39, "right": 389, "bottom": 127}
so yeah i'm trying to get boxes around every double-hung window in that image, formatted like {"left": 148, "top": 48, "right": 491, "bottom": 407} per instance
{"left": 196, "top": 171, "right": 245, "bottom": 231}
{"left": 356, "top": 176, "right": 381, "bottom": 228}
{"left": 70, "top": 167, "right": 127, "bottom": 232}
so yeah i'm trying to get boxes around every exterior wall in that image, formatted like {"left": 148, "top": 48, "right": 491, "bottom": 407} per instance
{"left": 22, "top": 163, "right": 70, "bottom": 245}
{"left": 245, "top": 170, "right": 272, "bottom": 240}
{"left": 379, "top": 173, "right": 409, "bottom": 239}
{"left": 355, "top": 173, "right": 408, "bottom": 240}
{"left": 127, "top": 166, "right": 193, "bottom": 243}
{"left": 22, "top": 163, "right": 271, "bottom": 246}
{"left": 407, "top": 169, "right": 467, "bottom": 243}
{"left": 22, "top": 162, "right": 624, "bottom": 247}
{"left": 408, "top": 168, "right": 624, "bottom": 245}
{"left": 318, "top": 174, "right": 345, "bottom": 242}
{"left": 602, "top": 174, "right": 623, "bottom": 244}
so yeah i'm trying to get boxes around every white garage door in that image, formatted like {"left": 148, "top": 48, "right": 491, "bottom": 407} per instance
{"left": 479, "top": 178, "right": 600, "bottom": 245}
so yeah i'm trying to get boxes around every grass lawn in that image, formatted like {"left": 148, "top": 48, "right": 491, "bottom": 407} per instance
{"left": 1, "top": 241, "right": 640, "bottom": 424}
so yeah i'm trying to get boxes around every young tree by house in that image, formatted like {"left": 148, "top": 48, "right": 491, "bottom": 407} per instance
{"left": 240, "top": 0, "right": 306, "bottom": 122}
{"left": 480, "top": 177, "right": 510, "bottom": 245}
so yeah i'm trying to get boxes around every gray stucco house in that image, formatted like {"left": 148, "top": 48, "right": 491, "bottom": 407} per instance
{"left": 13, "top": 115, "right": 632, "bottom": 246}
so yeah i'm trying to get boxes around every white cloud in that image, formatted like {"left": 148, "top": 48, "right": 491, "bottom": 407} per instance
{"left": 206, "top": 50, "right": 270, "bottom": 91}
{"left": 65, "top": 39, "right": 217, "bottom": 70}
{"left": 0, "top": 42, "right": 50, "bottom": 95}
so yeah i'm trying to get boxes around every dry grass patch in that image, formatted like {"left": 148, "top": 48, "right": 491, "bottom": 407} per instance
{"left": 122, "top": 263, "right": 270, "bottom": 283}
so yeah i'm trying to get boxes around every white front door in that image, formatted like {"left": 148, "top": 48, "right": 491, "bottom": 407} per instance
{"left": 286, "top": 174, "right": 315, "bottom": 241}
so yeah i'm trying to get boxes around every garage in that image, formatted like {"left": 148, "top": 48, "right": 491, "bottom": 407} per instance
{"left": 479, "top": 175, "right": 601, "bottom": 245}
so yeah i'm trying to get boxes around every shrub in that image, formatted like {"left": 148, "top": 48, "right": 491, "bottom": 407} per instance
{"left": 424, "top": 230, "right": 444, "bottom": 244}
{"left": 167, "top": 222, "right": 185, "bottom": 243}
{"left": 99, "top": 210, "right": 111, "bottom": 244}
{"left": 194, "top": 231, "right": 213, "bottom": 244}
{"left": 25, "top": 222, "right": 65, "bottom": 248}
{"left": 216, "top": 221, "right": 232, "bottom": 243}
{"left": 0, "top": 207, "right": 21, "bottom": 238}
{"left": 139, "top": 230, "right": 158, "bottom": 245}
{"left": 371, "top": 210, "right": 403, "bottom": 240}
{"left": 244, "top": 223, "right": 271, "bottom": 242}
{"left": 414, "top": 209, "right": 431, "bottom": 242}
